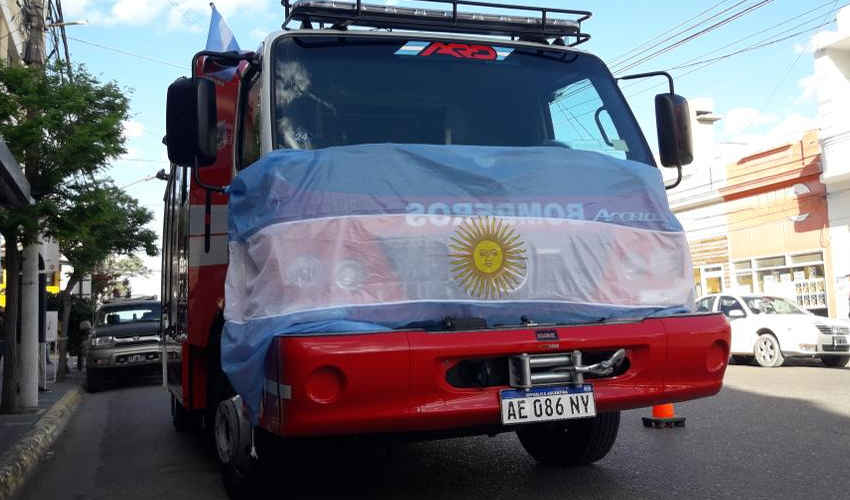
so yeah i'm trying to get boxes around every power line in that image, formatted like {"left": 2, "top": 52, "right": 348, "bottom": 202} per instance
{"left": 608, "top": 0, "right": 738, "bottom": 68}
{"left": 559, "top": 1, "right": 777, "bottom": 105}
{"left": 665, "top": 18, "right": 836, "bottom": 71}
{"left": 610, "top": 0, "right": 748, "bottom": 71}
{"left": 616, "top": 0, "right": 777, "bottom": 75}
{"left": 67, "top": 36, "right": 185, "bottom": 70}
{"left": 660, "top": 0, "right": 843, "bottom": 73}
{"left": 762, "top": 0, "right": 841, "bottom": 109}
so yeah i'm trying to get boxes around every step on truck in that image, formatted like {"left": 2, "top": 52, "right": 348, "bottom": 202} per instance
{"left": 160, "top": 1, "right": 730, "bottom": 496}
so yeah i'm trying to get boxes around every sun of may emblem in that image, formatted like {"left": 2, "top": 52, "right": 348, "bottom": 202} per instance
{"left": 450, "top": 216, "right": 527, "bottom": 299}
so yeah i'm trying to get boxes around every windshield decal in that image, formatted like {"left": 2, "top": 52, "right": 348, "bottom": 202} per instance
{"left": 395, "top": 41, "right": 514, "bottom": 61}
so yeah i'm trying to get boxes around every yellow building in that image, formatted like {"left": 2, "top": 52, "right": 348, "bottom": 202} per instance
{"left": 0, "top": 270, "right": 61, "bottom": 308}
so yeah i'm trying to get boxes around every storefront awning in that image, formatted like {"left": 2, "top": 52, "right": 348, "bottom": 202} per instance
{"left": 0, "top": 139, "right": 32, "bottom": 208}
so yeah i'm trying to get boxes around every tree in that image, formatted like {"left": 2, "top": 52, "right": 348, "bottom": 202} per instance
{"left": 0, "top": 62, "right": 130, "bottom": 411}
{"left": 50, "top": 181, "right": 158, "bottom": 378}
{"left": 91, "top": 254, "right": 152, "bottom": 302}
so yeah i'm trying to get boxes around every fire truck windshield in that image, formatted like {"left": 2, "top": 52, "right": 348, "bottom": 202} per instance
{"left": 271, "top": 35, "right": 654, "bottom": 166}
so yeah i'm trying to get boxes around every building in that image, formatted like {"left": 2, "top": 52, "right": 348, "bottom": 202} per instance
{"left": 0, "top": 0, "right": 32, "bottom": 208}
{"left": 670, "top": 101, "right": 839, "bottom": 318}
{"left": 809, "top": 9, "right": 850, "bottom": 320}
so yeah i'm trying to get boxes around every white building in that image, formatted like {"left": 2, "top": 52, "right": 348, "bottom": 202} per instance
{"left": 811, "top": 8, "right": 850, "bottom": 320}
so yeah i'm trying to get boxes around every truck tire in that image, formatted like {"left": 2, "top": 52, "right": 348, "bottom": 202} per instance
{"left": 215, "top": 396, "right": 261, "bottom": 500}
{"left": 516, "top": 412, "right": 620, "bottom": 466}
{"left": 821, "top": 355, "right": 850, "bottom": 368}
{"left": 86, "top": 368, "right": 102, "bottom": 393}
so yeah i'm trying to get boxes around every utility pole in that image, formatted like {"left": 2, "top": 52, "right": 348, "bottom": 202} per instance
{"left": 20, "top": 0, "right": 47, "bottom": 409}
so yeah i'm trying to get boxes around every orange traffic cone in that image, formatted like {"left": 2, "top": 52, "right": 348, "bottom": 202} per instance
{"left": 642, "top": 403, "right": 686, "bottom": 428}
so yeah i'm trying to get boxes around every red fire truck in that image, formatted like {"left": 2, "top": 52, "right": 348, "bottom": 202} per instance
{"left": 161, "top": 1, "right": 730, "bottom": 496}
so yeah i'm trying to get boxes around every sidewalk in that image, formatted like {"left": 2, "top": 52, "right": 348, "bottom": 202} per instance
{"left": 0, "top": 354, "right": 84, "bottom": 499}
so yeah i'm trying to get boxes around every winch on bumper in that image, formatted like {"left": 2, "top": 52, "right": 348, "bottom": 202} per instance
{"left": 256, "top": 313, "right": 730, "bottom": 438}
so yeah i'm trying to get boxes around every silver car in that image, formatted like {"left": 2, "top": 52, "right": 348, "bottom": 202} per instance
{"left": 84, "top": 298, "right": 179, "bottom": 392}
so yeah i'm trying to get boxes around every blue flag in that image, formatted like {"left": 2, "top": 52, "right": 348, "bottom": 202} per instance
{"left": 206, "top": 3, "right": 240, "bottom": 52}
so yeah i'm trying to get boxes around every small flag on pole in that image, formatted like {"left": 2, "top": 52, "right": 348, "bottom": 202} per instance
{"left": 206, "top": 2, "right": 240, "bottom": 52}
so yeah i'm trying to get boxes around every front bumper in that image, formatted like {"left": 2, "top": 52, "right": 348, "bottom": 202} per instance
{"left": 87, "top": 343, "right": 180, "bottom": 369}
{"left": 782, "top": 334, "right": 850, "bottom": 357}
{"left": 258, "top": 313, "right": 730, "bottom": 438}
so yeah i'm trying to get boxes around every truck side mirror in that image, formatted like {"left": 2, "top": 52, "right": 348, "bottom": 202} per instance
{"left": 165, "top": 77, "right": 218, "bottom": 167}
{"left": 655, "top": 93, "right": 693, "bottom": 167}
{"left": 79, "top": 320, "right": 92, "bottom": 331}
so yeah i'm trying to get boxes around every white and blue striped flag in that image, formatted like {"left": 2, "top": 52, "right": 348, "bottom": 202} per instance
{"left": 221, "top": 143, "right": 695, "bottom": 420}
{"left": 206, "top": 2, "right": 240, "bottom": 52}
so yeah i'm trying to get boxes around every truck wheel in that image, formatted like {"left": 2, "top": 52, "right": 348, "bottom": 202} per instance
{"left": 215, "top": 396, "right": 261, "bottom": 500}
{"left": 516, "top": 412, "right": 620, "bottom": 466}
{"left": 86, "top": 368, "right": 102, "bottom": 393}
{"left": 754, "top": 333, "right": 783, "bottom": 367}
{"left": 171, "top": 395, "right": 190, "bottom": 432}
{"left": 821, "top": 355, "right": 849, "bottom": 368}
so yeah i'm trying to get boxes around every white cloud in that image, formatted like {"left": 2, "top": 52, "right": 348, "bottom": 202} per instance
{"left": 723, "top": 107, "right": 779, "bottom": 137}
{"left": 122, "top": 119, "right": 145, "bottom": 139}
{"left": 250, "top": 28, "right": 267, "bottom": 43}
{"left": 75, "top": 0, "right": 271, "bottom": 32}
{"left": 731, "top": 113, "right": 819, "bottom": 151}
{"left": 106, "top": 0, "right": 169, "bottom": 26}
{"left": 797, "top": 73, "right": 819, "bottom": 103}
{"left": 63, "top": 0, "right": 94, "bottom": 20}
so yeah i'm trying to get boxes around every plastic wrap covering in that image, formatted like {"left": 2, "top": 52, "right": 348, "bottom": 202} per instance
{"left": 222, "top": 144, "right": 694, "bottom": 419}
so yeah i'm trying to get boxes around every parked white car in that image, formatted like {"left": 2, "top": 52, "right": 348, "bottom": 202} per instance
{"left": 696, "top": 294, "right": 850, "bottom": 368}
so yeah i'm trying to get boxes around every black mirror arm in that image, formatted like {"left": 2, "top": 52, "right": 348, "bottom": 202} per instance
{"left": 619, "top": 71, "right": 687, "bottom": 186}
{"left": 617, "top": 71, "right": 675, "bottom": 95}
{"left": 665, "top": 166, "right": 682, "bottom": 190}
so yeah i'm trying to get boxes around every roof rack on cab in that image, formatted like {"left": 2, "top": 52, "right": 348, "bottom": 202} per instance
{"left": 281, "top": 0, "right": 592, "bottom": 46}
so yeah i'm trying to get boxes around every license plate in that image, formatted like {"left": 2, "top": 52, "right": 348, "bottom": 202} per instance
{"left": 130, "top": 354, "right": 146, "bottom": 362}
{"left": 834, "top": 336, "right": 848, "bottom": 346}
{"left": 500, "top": 385, "right": 596, "bottom": 425}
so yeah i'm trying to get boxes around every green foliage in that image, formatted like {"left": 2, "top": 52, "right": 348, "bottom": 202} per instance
{"left": 92, "top": 254, "right": 152, "bottom": 301}
{"left": 0, "top": 61, "right": 130, "bottom": 242}
{"left": 49, "top": 180, "right": 159, "bottom": 280}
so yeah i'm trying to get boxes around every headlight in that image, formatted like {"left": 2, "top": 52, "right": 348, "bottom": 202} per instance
{"left": 90, "top": 336, "right": 115, "bottom": 348}
{"left": 335, "top": 259, "right": 364, "bottom": 290}
{"left": 286, "top": 256, "right": 321, "bottom": 288}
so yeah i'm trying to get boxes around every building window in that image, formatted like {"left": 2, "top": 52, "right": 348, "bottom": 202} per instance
{"left": 755, "top": 256, "right": 786, "bottom": 268}
{"left": 734, "top": 251, "right": 828, "bottom": 314}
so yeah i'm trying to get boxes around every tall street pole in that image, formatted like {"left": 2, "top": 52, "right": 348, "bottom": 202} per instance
{"left": 20, "top": 0, "right": 46, "bottom": 409}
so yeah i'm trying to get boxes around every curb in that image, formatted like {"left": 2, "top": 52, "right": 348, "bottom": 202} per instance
{"left": 0, "top": 386, "right": 83, "bottom": 500}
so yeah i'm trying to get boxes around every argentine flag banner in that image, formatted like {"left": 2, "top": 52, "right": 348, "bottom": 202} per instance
{"left": 206, "top": 3, "right": 240, "bottom": 52}
{"left": 222, "top": 143, "right": 695, "bottom": 418}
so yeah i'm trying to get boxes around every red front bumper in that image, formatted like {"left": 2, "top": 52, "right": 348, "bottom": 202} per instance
{"left": 259, "top": 313, "right": 729, "bottom": 437}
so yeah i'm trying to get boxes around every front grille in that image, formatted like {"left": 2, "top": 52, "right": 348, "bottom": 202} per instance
{"left": 816, "top": 325, "right": 850, "bottom": 335}
{"left": 822, "top": 344, "right": 850, "bottom": 353}
{"left": 114, "top": 335, "right": 160, "bottom": 346}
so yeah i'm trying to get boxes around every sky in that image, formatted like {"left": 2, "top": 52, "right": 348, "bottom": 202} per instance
{"left": 56, "top": 0, "right": 841, "bottom": 297}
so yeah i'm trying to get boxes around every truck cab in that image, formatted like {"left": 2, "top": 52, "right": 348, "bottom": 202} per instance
{"left": 161, "top": 1, "right": 729, "bottom": 496}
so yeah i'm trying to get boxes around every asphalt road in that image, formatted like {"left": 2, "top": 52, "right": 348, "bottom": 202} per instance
{"left": 17, "top": 359, "right": 850, "bottom": 500}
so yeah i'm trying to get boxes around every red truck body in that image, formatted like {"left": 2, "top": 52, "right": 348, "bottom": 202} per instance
{"left": 262, "top": 315, "right": 729, "bottom": 436}
{"left": 161, "top": 4, "right": 730, "bottom": 487}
